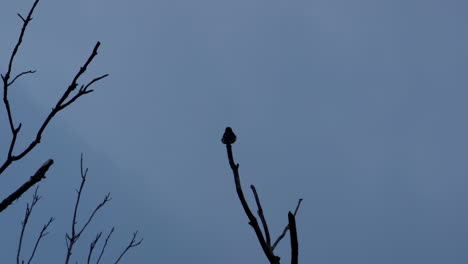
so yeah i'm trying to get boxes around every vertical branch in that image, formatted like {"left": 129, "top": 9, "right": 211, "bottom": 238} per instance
{"left": 65, "top": 154, "right": 111, "bottom": 264}
{"left": 288, "top": 212, "right": 298, "bottom": 264}
{"left": 17, "top": 187, "right": 41, "bottom": 264}
{"left": 250, "top": 185, "right": 272, "bottom": 247}
{"left": 87, "top": 232, "right": 102, "bottom": 264}
{"left": 2, "top": 0, "right": 39, "bottom": 136}
{"left": 96, "top": 227, "right": 115, "bottom": 264}
{"left": 223, "top": 127, "right": 279, "bottom": 264}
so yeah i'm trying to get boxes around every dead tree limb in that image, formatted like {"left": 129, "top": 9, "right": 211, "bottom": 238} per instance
{"left": 222, "top": 128, "right": 280, "bottom": 264}
{"left": 222, "top": 127, "right": 302, "bottom": 263}
{"left": 0, "top": 159, "right": 53, "bottom": 213}
{"left": 288, "top": 212, "right": 298, "bottom": 264}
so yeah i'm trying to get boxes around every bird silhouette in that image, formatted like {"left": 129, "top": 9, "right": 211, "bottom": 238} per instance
{"left": 221, "top": 127, "right": 237, "bottom": 144}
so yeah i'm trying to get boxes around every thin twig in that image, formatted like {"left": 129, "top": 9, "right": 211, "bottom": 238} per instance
{"left": 271, "top": 198, "right": 303, "bottom": 251}
{"left": 288, "top": 212, "right": 298, "bottom": 264}
{"left": 87, "top": 232, "right": 102, "bottom": 264}
{"left": 114, "top": 231, "right": 143, "bottom": 264}
{"left": 250, "top": 185, "right": 272, "bottom": 247}
{"left": 0, "top": 159, "right": 53, "bottom": 213}
{"left": 27, "top": 217, "right": 54, "bottom": 264}
{"left": 8, "top": 70, "right": 36, "bottom": 86}
{"left": 96, "top": 227, "right": 115, "bottom": 264}
{"left": 17, "top": 187, "right": 41, "bottom": 264}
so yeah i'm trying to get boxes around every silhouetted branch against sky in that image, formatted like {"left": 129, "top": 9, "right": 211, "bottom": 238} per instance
{"left": 65, "top": 154, "right": 111, "bottom": 264}
{"left": 0, "top": 0, "right": 107, "bottom": 214}
{"left": 222, "top": 127, "right": 302, "bottom": 263}
{"left": 16, "top": 187, "right": 54, "bottom": 264}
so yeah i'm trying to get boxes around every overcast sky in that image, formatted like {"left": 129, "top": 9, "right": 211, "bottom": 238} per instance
{"left": 1, "top": 0, "right": 468, "bottom": 263}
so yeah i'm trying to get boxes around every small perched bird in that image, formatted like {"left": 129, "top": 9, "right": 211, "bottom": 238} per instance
{"left": 221, "top": 127, "right": 237, "bottom": 144}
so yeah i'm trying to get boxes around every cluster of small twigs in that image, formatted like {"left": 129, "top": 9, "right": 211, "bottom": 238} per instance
{"left": 0, "top": 0, "right": 107, "bottom": 214}
{"left": 17, "top": 155, "right": 142, "bottom": 264}
{"left": 222, "top": 127, "right": 302, "bottom": 264}
{"left": 16, "top": 187, "right": 54, "bottom": 264}
{"left": 64, "top": 155, "right": 142, "bottom": 264}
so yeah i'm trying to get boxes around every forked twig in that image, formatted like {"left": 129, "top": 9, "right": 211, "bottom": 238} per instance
{"left": 114, "top": 231, "right": 143, "bottom": 264}
{"left": 65, "top": 154, "right": 111, "bottom": 264}
{"left": 272, "top": 199, "right": 303, "bottom": 251}
{"left": 27, "top": 217, "right": 54, "bottom": 264}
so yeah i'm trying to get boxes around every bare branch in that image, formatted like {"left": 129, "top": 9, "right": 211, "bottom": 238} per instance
{"left": 65, "top": 155, "right": 110, "bottom": 264}
{"left": 96, "top": 227, "right": 115, "bottom": 264}
{"left": 8, "top": 70, "right": 36, "bottom": 86}
{"left": 77, "top": 193, "right": 111, "bottom": 238}
{"left": 8, "top": 42, "right": 107, "bottom": 165}
{"left": 2, "top": 0, "right": 40, "bottom": 168}
{"left": 272, "top": 198, "right": 303, "bottom": 251}
{"left": 250, "top": 185, "right": 272, "bottom": 247}
{"left": 114, "top": 231, "right": 143, "bottom": 264}
{"left": 17, "top": 187, "right": 41, "bottom": 264}
{"left": 0, "top": 0, "right": 107, "bottom": 181}
{"left": 0, "top": 41, "right": 107, "bottom": 178}
{"left": 27, "top": 217, "right": 54, "bottom": 264}
{"left": 288, "top": 212, "right": 298, "bottom": 264}
{"left": 0, "top": 159, "right": 53, "bottom": 213}
{"left": 87, "top": 232, "right": 102, "bottom": 264}
{"left": 223, "top": 128, "right": 279, "bottom": 264}
{"left": 60, "top": 74, "right": 108, "bottom": 110}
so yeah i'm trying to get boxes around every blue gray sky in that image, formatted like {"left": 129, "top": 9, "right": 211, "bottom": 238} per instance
{"left": 1, "top": 0, "right": 468, "bottom": 263}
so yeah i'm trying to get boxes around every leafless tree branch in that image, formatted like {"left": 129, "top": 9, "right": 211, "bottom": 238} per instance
{"left": 8, "top": 70, "right": 36, "bottom": 87}
{"left": 96, "top": 227, "right": 115, "bottom": 264}
{"left": 0, "top": 0, "right": 107, "bottom": 182}
{"left": 288, "top": 212, "right": 298, "bottom": 264}
{"left": 65, "top": 154, "right": 111, "bottom": 264}
{"left": 224, "top": 142, "right": 279, "bottom": 264}
{"left": 27, "top": 217, "right": 54, "bottom": 264}
{"left": 114, "top": 231, "right": 143, "bottom": 264}
{"left": 271, "top": 198, "right": 303, "bottom": 251}
{"left": 0, "top": 159, "right": 53, "bottom": 213}
{"left": 16, "top": 187, "right": 41, "bottom": 264}
{"left": 250, "top": 185, "right": 272, "bottom": 247}
{"left": 87, "top": 232, "right": 102, "bottom": 264}
{"left": 222, "top": 127, "right": 303, "bottom": 263}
